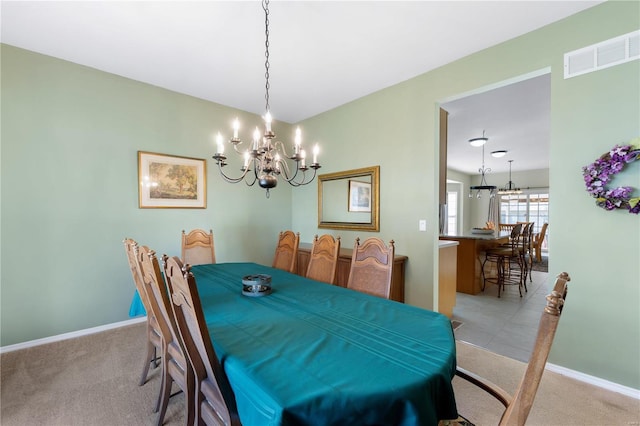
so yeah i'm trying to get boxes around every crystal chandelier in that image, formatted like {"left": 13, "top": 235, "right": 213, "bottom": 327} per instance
{"left": 212, "top": 0, "right": 321, "bottom": 198}
{"left": 498, "top": 160, "right": 522, "bottom": 195}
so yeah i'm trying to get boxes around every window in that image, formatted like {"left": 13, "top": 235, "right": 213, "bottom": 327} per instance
{"left": 447, "top": 191, "right": 458, "bottom": 234}
{"left": 500, "top": 190, "right": 549, "bottom": 252}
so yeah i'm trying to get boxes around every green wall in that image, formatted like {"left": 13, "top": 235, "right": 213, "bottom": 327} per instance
{"left": 1, "top": 44, "right": 293, "bottom": 346}
{"left": 1, "top": 1, "right": 639, "bottom": 390}
{"left": 294, "top": 1, "right": 639, "bottom": 389}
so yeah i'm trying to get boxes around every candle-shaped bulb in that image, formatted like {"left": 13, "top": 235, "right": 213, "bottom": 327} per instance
{"left": 243, "top": 150, "right": 250, "bottom": 168}
{"left": 232, "top": 118, "right": 239, "bottom": 139}
{"left": 253, "top": 127, "right": 260, "bottom": 150}
{"left": 264, "top": 111, "right": 272, "bottom": 132}
{"left": 313, "top": 144, "right": 319, "bottom": 164}
{"left": 300, "top": 149, "right": 306, "bottom": 168}
{"left": 294, "top": 127, "right": 302, "bottom": 153}
{"left": 216, "top": 132, "right": 224, "bottom": 154}
{"left": 274, "top": 153, "right": 281, "bottom": 171}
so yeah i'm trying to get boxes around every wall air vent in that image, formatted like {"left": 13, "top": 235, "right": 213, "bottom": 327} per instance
{"left": 564, "top": 30, "right": 639, "bottom": 79}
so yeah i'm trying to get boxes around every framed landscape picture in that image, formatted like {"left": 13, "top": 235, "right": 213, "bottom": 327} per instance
{"left": 138, "top": 151, "right": 206, "bottom": 208}
{"left": 348, "top": 180, "right": 371, "bottom": 212}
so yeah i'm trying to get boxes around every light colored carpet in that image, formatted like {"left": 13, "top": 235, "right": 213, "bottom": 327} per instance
{"left": 455, "top": 341, "right": 639, "bottom": 425}
{"left": 1, "top": 322, "right": 638, "bottom": 425}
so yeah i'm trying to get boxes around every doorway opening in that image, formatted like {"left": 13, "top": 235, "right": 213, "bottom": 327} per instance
{"left": 438, "top": 69, "right": 551, "bottom": 362}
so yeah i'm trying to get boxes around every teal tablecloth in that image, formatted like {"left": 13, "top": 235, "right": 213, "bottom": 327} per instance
{"left": 191, "top": 262, "right": 458, "bottom": 426}
{"left": 129, "top": 290, "right": 146, "bottom": 317}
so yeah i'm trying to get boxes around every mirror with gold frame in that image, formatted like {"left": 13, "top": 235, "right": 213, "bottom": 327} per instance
{"left": 318, "top": 165, "right": 380, "bottom": 231}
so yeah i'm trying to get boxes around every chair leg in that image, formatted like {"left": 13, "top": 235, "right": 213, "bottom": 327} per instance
{"left": 521, "top": 253, "right": 529, "bottom": 292}
{"left": 517, "top": 256, "right": 524, "bottom": 297}
{"left": 481, "top": 257, "right": 489, "bottom": 291}
{"left": 155, "top": 364, "right": 172, "bottom": 425}
{"left": 185, "top": 369, "right": 196, "bottom": 426}
{"left": 140, "top": 340, "right": 156, "bottom": 386}
{"left": 496, "top": 255, "right": 504, "bottom": 298}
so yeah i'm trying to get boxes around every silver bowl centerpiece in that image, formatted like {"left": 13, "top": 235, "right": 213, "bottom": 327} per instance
{"left": 242, "top": 274, "right": 272, "bottom": 297}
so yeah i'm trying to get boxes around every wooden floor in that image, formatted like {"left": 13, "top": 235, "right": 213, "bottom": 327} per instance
{"left": 451, "top": 269, "right": 549, "bottom": 362}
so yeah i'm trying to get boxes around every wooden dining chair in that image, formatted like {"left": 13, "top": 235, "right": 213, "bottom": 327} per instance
{"left": 138, "top": 246, "right": 195, "bottom": 426}
{"left": 447, "top": 272, "right": 571, "bottom": 426}
{"left": 164, "top": 256, "right": 241, "bottom": 426}
{"left": 306, "top": 234, "right": 341, "bottom": 284}
{"left": 346, "top": 237, "right": 395, "bottom": 299}
{"left": 272, "top": 230, "right": 300, "bottom": 273}
{"left": 182, "top": 229, "right": 216, "bottom": 266}
{"left": 516, "top": 222, "right": 535, "bottom": 284}
{"left": 499, "top": 223, "right": 516, "bottom": 233}
{"left": 532, "top": 223, "right": 548, "bottom": 263}
{"left": 123, "top": 238, "right": 162, "bottom": 386}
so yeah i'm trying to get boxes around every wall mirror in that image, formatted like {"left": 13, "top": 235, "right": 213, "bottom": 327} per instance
{"left": 318, "top": 165, "right": 380, "bottom": 231}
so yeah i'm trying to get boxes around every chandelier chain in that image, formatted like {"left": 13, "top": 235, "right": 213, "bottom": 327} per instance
{"left": 263, "top": 0, "right": 270, "bottom": 113}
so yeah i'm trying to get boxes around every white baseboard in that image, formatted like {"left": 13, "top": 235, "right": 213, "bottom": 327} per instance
{"left": 546, "top": 362, "right": 640, "bottom": 400}
{"left": 0, "top": 317, "right": 147, "bottom": 354}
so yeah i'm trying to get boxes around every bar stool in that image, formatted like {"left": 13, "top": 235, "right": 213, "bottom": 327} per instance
{"left": 482, "top": 223, "right": 525, "bottom": 297}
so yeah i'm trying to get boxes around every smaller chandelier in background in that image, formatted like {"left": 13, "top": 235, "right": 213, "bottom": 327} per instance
{"left": 211, "top": 0, "right": 321, "bottom": 198}
{"left": 498, "top": 160, "right": 522, "bottom": 195}
{"left": 468, "top": 131, "right": 497, "bottom": 199}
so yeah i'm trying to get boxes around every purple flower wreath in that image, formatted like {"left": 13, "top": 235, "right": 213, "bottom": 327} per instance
{"left": 582, "top": 141, "right": 640, "bottom": 214}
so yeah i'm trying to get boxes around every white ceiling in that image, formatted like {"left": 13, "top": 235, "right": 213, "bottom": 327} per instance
{"left": 443, "top": 72, "right": 551, "bottom": 175}
{"left": 1, "top": 1, "right": 604, "bottom": 173}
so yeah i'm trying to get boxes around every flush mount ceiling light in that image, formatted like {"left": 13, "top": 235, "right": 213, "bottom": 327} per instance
{"left": 498, "top": 160, "right": 523, "bottom": 195}
{"left": 491, "top": 150, "right": 507, "bottom": 158}
{"left": 468, "top": 130, "right": 489, "bottom": 147}
{"left": 211, "top": 0, "right": 321, "bottom": 198}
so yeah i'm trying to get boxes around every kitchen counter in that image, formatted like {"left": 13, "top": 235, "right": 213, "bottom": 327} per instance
{"left": 439, "top": 232, "right": 509, "bottom": 294}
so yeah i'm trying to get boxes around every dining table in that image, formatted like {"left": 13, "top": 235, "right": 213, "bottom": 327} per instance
{"left": 188, "top": 262, "right": 459, "bottom": 425}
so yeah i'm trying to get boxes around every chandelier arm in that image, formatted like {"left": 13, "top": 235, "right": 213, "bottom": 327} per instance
{"left": 289, "top": 168, "right": 319, "bottom": 187}
{"left": 214, "top": 161, "right": 252, "bottom": 184}
{"left": 244, "top": 172, "right": 258, "bottom": 187}
{"left": 278, "top": 160, "right": 303, "bottom": 184}
{"left": 231, "top": 141, "right": 247, "bottom": 155}
{"left": 273, "top": 140, "right": 293, "bottom": 159}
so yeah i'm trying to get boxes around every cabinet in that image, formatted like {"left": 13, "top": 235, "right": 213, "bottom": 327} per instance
{"left": 438, "top": 241, "right": 458, "bottom": 318}
{"left": 296, "top": 242, "right": 408, "bottom": 303}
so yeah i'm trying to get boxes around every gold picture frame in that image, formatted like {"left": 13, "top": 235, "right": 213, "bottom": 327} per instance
{"left": 138, "top": 151, "right": 206, "bottom": 208}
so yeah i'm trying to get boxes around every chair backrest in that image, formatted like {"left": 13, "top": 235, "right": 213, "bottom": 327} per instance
{"left": 306, "top": 234, "right": 341, "bottom": 284}
{"left": 502, "top": 272, "right": 570, "bottom": 425}
{"left": 346, "top": 237, "right": 395, "bottom": 299}
{"left": 139, "top": 248, "right": 194, "bottom": 425}
{"left": 499, "top": 223, "right": 516, "bottom": 233}
{"left": 164, "top": 256, "right": 238, "bottom": 426}
{"left": 455, "top": 272, "right": 571, "bottom": 426}
{"left": 138, "top": 246, "right": 184, "bottom": 361}
{"left": 182, "top": 229, "right": 216, "bottom": 266}
{"left": 123, "top": 238, "right": 153, "bottom": 313}
{"left": 507, "top": 223, "right": 524, "bottom": 251}
{"left": 536, "top": 223, "right": 548, "bottom": 243}
{"left": 519, "top": 222, "right": 535, "bottom": 251}
{"left": 272, "top": 230, "right": 300, "bottom": 273}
